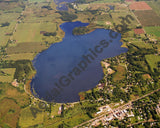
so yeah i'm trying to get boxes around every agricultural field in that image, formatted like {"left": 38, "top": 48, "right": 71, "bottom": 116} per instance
{"left": 12, "top": 23, "right": 57, "bottom": 43}
{"left": 19, "top": 106, "right": 45, "bottom": 128}
{"left": 111, "top": 11, "right": 139, "bottom": 29}
{"left": 0, "top": 98, "right": 21, "bottom": 128}
{"left": 0, "top": 13, "right": 19, "bottom": 46}
{"left": 134, "top": 10, "right": 160, "bottom": 26}
{"left": 0, "top": 68, "right": 16, "bottom": 83}
{"left": 145, "top": 26, "right": 160, "bottom": 38}
{"left": 4, "top": 53, "right": 35, "bottom": 61}
{"left": 147, "top": 0, "right": 160, "bottom": 16}
{"left": 129, "top": 1, "right": 152, "bottom": 11}
{"left": 131, "top": 41, "right": 153, "bottom": 49}
{"left": 6, "top": 42, "right": 48, "bottom": 54}
{"left": 96, "top": 14, "right": 113, "bottom": 26}
{"left": 145, "top": 54, "right": 160, "bottom": 72}
{"left": 44, "top": 103, "right": 90, "bottom": 128}
{"left": 0, "top": 83, "right": 30, "bottom": 107}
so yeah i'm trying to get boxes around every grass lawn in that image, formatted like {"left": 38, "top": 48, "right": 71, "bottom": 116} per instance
{"left": 144, "top": 26, "right": 160, "bottom": 38}
{"left": 0, "top": 68, "right": 16, "bottom": 83}
{"left": 145, "top": 54, "right": 160, "bottom": 72}
{"left": 113, "top": 65, "right": 126, "bottom": 81}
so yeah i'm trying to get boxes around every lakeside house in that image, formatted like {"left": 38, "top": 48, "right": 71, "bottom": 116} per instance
{"left": 11, "top": 79, "right": 19, "bottom": 87}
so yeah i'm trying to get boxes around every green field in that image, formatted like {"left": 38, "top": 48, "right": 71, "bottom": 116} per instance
{"left": 131, "top": 41, "right": 153, "bottom": 49}
{"left": 113, "top": 65, "right": 126, "bottom": 81}
{"left": 145, "top": 26, "right": 160, "bottom": 38}
{"left": 0, "top": 98, "right": 21, "bottom": 128}
{"left": 19, "top": 106, "right": 45, "bottom": 127}
{"left": 91, "top": 0, "right": 120, "bottom": 3}
{"left": 147, "top": 0, "right": 160, "bottom": 16}
{"left": 0, "top": 68, "right": 16, "bottom": 83}
{"left": 6, "top": 42, "right": 48, "bottom": 54}
{"left": 111, "top": 11, "right": 139, "bottom": 29}
{"left": 44, "top": 103, "right": 91, "bottom": 127}
{"left": 0, "top": 13, "right": 19, "bottom": 46}
{"left": 13, "top": 23, "right": 57, "bottom": 43}
{"left": 145, "top": 54, "right": 160, "bottom": 72}
{"left": 4, "top": 53, "right": 35, "bottom": 60}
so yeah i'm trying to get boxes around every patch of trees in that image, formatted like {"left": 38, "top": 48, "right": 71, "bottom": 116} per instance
{"left": 74, "top": 0, "right": 86, "bottom": 4}
{"left": 72, "top": 26, "right": 89, "bottom": 35}
{"left": 57, "top": 11, "right": 77, "bottom": 22}
{"left": 41, "top": 5, "right": 53, "bottom": 10}
{"left": 112, "top": 87, "right": 130, "bottom": 102}
{"left": 43, "top": 32, "right": 57, "bottom": 36}
{"left": 87, "top": 9, "right": 98, "bottom": 15}
{"left": 1, "top": 22, "right": 10, "bottom": 27}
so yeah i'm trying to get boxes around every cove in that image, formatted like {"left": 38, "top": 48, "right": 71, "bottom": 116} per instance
{"left": 31, "top": 21, "right": 128, "bottom": 103}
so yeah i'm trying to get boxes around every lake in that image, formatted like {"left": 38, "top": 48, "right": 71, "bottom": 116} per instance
{"left": 31, "top": 21, "right": 128, "bottom": 103}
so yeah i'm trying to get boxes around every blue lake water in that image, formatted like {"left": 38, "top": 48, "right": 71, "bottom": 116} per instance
{"left": 31, "top": 21, "right": 128, "bottom": 103}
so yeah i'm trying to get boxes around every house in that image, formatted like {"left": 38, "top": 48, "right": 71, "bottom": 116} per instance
{"left": 58, "top": 105, "right": 62, "bottom": 115}
{"left": 12, "top": 79, "right": 19, "bottom": 87}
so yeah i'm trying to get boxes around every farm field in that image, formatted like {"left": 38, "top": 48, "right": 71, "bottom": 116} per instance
{"left": 44, "top": 104, "right": 90, "bottom": 128}
{"left": 111, "top": 11, "right": 138, "bottom": 29}
{"left": 0, "top": 68, "right": 16, "bottom": 83}
{"left": 0, "top": 13, "right": 19, "bottom": 46}
{"left": 0, "top": 98, "right": 21, "bottom": 128}
{"left": 0, "top": 83, "right": 30, "bottom": 107}
{"left": 6, "top": 42, "right": 48, "bottom": 54}
{"left": 129, "top": 1, "right": 152, "bottom": 11}
{"left": 4, "top": 53, "right": 35, "bottom": 61}
{"left": 19, "top": 106, "right": 45, "bottom": 128}
{"left": 147, "top": 0, "right": 160, "bottom": 16}
{"left": 12, "top": 23, "right": 57, "bottom": 43}
{"left": 131, "top": 41, "right": 153, "bottom": 49}
{"left": 145, "top": 54, "right": 160, "bottom": 72}
{"left": 134, "top": 10, "right": 160, "bottom": 26}
{"left": 144, "top": 26, "right": 160, "bottom": 38}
